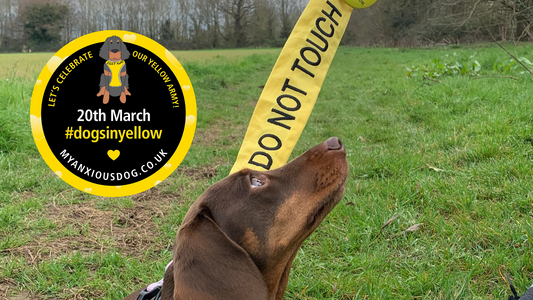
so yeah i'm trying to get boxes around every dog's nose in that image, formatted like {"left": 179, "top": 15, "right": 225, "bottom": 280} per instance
{"left": 326, "top": 137, "right": 343, "bottom": 150}
{"left": 111, "top": 49, "right": 119, "bottom": 53}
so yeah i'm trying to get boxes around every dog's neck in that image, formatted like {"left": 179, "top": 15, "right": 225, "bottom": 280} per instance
{"left": 263, "top": 252, "right": 297, "bottom": 300}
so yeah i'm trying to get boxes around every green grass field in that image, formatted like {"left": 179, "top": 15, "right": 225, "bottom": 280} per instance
{"left": 1, "top": 44, "right": 533, "bottom": 299}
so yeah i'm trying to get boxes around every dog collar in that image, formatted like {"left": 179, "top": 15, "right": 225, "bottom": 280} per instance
{"left": 136, "top": 260, "right": 173, "bottom": 300}
{"left": 505, "top": 273, "right": 533, "bottom": 300}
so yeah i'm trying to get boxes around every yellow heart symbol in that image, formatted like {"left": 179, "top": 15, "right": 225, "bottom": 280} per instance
{"left": 30, "top": 115, "right": 44, "bottom": 141}
{"left": 123, "top": 34, "right": 136, "bottom": 43}
{"left": 185, "top": 115, "right": 195, "bottom": 128}
{"left": 107, "top": 150, "right": 120, "bottom": 160}
{"left": 116, "top": 186, "right": 121, "bottom": 189}
{"left": 164, "top": 163, "right": 172, "bottom": 169}
{"left": 182, "top": 85, "right": 191, "bottom": 91}
{"left": 85, "top": 188, "right": 92, "bottom": 193}
{"left": 47, "top": 56, "right": 67, "bottom": 73}
{"left": 165, "top": 49, "right": 183, "bottom": 70}
{"left": 36, "top": 79, "right": 42, "bottom": 86}
{"left": 55, "top": 171, "right": 62, "bottom": 178}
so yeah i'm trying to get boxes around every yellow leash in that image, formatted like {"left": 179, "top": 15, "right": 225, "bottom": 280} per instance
{"left": 230, "top": 0, "right": 376, "bottom": 174}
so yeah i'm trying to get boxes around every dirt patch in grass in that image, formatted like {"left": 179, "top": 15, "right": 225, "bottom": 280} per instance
{"left": 194, "top": 127, "right": 222, "bottom": 146}
{"left": 178, "top": 165, "right": 218, "bottom": 180}
{"left": 194, "top": 119, "right": 247, "bottom": 149}
{"left": 0, "top": 279, "right": 39, "bottom": 300}
{"left": 3, "top": 189, "right": 180, "bottom": 266}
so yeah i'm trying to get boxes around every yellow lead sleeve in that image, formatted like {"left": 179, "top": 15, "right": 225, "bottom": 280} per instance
{"left": 230, "top": 0, "right": 354, "bottom": 174}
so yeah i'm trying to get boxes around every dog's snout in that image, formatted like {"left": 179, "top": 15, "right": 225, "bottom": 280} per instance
{"left": 111, "top": 49, "right": 119, "bottom": 53}
{"left": 326, "top": 137, "right": 343, "bottom": 151}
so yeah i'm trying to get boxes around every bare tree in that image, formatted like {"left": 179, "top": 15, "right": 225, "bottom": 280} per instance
{"left": 250, "top": 0, "right": 277, "bottom": 46}
{"left": 0, "top": 0, "right": 21, "bottom": 50}
{"left": 279, "top": 0, "right": 291, "bottom": 38}
{"left": 219, "top": 0, "right": 254, "bottom": 47}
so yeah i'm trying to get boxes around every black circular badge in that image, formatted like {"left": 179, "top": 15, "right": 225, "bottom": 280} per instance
{"left": 30, "top": 31, "right": 196, "bottom": 197}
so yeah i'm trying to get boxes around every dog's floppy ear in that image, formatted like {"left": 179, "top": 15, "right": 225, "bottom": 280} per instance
{"left": 174, "top": 207, "right": 268, "bottom": 300}
{"left": 99, "top": 39, "right": 109, "bottom": 60}
{"left": 120, "top": 40, "right": 130, "bottom": 60}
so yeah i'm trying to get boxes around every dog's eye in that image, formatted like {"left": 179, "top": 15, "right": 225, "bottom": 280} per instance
{"left": 117, "top": 40, "right": 120, "bottom": 43}
{"left": 250, "top": 177, "right": 263, "bottom": 188}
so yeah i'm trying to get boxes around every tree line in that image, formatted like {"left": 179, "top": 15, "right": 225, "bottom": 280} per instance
{"left": 352, "top": 0, "right": 533, "bottom": 46}
{"left": 1, "top": 0, "right": 533, "bottom": 52}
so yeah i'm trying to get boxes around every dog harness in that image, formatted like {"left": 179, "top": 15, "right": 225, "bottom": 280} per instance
{"left": 505, "top": 273, "right": 533, "bottom": 300}
{"left": 136, "top": 260, "right": 173, "bottom": 300}
{"left": 105, "top": 60, "right": 125, "bottom": 87}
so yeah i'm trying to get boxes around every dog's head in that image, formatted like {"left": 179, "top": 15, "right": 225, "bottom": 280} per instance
{"left": 174, "top": 137, "right": 348, "bottom": 300}
{"left": 99, "top": 36, "right": 130, "bottom": 61}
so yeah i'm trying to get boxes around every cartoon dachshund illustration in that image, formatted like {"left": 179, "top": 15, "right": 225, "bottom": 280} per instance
{"left": 96, "top": 36, "right": 131, "bottom": 104}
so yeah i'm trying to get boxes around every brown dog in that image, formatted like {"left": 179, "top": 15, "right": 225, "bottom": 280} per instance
{"left": 123, "top": 137, "right": 348, "bottom": 300}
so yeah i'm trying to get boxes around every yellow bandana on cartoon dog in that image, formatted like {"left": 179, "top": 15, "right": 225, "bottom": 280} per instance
{"left": 105, "top": 60, "right": 125, "bottom": 87}
{"left": 230, "top": 0, "right": 354, "bottom": 174}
